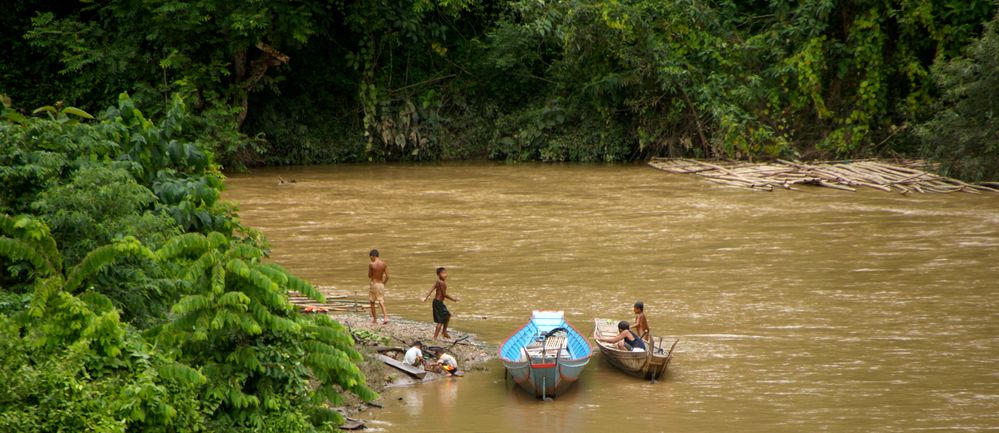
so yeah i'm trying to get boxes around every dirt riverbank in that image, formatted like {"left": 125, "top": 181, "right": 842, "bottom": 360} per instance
{"left": 325, "top": 311, "right": 495, "bottom": 423}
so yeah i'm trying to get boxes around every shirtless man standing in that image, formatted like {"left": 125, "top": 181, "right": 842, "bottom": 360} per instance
{"left": 368, "top": 249, "right": 389, "bottom": 324}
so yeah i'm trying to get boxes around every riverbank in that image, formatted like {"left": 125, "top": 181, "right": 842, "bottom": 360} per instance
{"left": 324, "top": 311, "right": 495, "bottom": 423}
{"left": 290, "top": 289, "right": 494, "bottom": 384}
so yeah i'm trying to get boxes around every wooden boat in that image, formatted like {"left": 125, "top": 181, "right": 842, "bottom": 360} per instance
{"left": 592, "top": 318, "right": 679, "bottom": 382}
{"left": 499, "top": 311, "right": 594, "bottom": 399}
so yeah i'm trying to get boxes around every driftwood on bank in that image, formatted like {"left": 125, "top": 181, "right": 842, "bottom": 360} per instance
{"left": 648, "top": 158, "right": 999, "bottom": 194}
{"left": 288, "top": 287, "right": 367, "bottom": 313}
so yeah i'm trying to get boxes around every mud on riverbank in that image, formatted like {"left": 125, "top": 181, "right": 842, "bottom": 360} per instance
{"left": 325, "top": 312, "right": 495, "bottom": 420}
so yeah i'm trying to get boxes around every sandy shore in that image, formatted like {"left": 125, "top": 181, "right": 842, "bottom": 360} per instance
{"left": 327, "top": 311, "right": 495, "bottom": 421}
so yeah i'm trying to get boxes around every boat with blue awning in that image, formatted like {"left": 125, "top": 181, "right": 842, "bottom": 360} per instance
{"left": 499, "top": 310, "right": 593, "bottom": 399}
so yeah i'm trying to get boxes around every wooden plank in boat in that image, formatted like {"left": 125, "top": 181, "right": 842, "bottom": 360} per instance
{"left": 544, "top": 335, "right": 567, "bottom": 352}
{"left": 376, "top": 354, "right": 427, "bottom": 379}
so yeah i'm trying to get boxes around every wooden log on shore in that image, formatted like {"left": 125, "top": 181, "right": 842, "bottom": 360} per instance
{"left": 817, "top": 180, "right": 856, "bottom": 192}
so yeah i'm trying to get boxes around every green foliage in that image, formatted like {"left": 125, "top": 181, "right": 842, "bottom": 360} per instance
{"left": 1, "top": 221, "right": 373, "bottom": 431}
{"left": 152, "top": 232, "right": 375, "bottom": 430}
{"left": 0, "top": 93, "right": 236, "bottom": 326}
{"left": 1, "top": 98, "right": 373, "bottom": 431}
{"left": 508, "top": 0, "right": 748, "bottom": 159}
{"left": 1, "top": 93, "right": 229, "bottom": 236}
{"left": 753, "top": 0, "right": 996, "bottom": 154}
{"left": 0, "top": 220, "right": 205, "bottom": 432}
{"left": 465, "top": 0, "right": 996, "bottom": 160}
{"left": 32, "top": 163, "right": 170, "bottom": 264}
{"left": 0, "top": 291, "right": 209, "bottom": 432}
{"left": 350, "top": 328, "right": 391, "bottom": 346}
{"left": 340, "top": 0, "right": 474, "bottom": 160}
{"left": 0, "top": 2, "right": 69, "bottom": 112}
{"left": 239, "top": 0, "right": 986, "bottom": 163}
{"left": 7, "top": 0, "right": 997, "bottom": 164}
{"left": 916, "top": 12, "right": 999, "bottom": 181}
{"left": 21, "top": 0, "right": 332, "bottom": 167}
{"left": 32, "top": 104, "right": 94, "bottom": 120}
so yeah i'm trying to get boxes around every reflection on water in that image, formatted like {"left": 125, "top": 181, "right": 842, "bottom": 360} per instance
{"left": 225, "top": 163, "right": 999, "bottom": 432}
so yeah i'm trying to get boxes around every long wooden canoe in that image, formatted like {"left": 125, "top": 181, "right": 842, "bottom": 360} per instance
{"left": 499, "top": 311, "right": 594, "bottom": 399}
{"left": 592, "top": 318, "right": 678, "bottom": 382}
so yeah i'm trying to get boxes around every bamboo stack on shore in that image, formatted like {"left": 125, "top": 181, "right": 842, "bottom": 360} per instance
{"left": 648, "top": 158, "right": 999, "bottom": 194}
{"left": 288, "top": 286, "right": 367, "bottom": 313}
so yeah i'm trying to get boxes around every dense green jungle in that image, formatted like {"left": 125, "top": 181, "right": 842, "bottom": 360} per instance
{"left": 1, "top": 1, "right": 998, "bottom": 431}
{"left": 2, "top": 0, "right": 998, "bottom": 179}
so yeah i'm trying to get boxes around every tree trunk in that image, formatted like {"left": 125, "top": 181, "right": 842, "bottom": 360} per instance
{"left": 234, "top": 42, "right": 289, "bottom": 130}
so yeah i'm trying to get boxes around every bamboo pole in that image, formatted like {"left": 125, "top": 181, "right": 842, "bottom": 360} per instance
{"left": 648, "top": 158, "right": 995, "bottom": 194}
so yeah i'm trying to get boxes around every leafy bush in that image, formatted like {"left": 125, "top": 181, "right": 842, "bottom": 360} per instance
{"left": 0, "top": 94, "right": 227, "bottom": 326}
{"left": 0, "top": 215, "right": 205, "bottom": 432}
{"left": 0, "top": 99, "right": 375, "bottom": 431}
{"left": 0, "top": 216, "right": 374, "bottom": 433}
{"left": 916, "top": 13, "right": 999, "bottom": 182}
{"left": 153, "top": 232, "right": 376, "bottom": 429}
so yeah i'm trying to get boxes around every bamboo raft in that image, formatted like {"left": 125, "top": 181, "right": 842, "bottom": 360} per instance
{"left": 288, "top": 286, "right": 367, "bottom": 313}
{"left": 648, "top": 158, "right": 999, "bottom": 194}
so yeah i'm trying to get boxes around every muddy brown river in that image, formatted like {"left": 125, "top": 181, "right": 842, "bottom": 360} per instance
{"left": 225, "top": 164, "right": 999, "bottom": 432}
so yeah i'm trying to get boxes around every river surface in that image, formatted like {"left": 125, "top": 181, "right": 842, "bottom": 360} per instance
{"left": 225, "top": 164, "right": 999, "bottom": 432}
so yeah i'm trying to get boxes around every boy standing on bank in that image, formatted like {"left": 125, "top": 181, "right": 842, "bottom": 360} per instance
{"left": 423, "top": 267, "right": 459, "bottom": 340}
{"left": 368, "top": 249, "right": 389, "bottom": 324}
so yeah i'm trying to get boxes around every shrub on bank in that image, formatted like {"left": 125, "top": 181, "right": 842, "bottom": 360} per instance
{"left": 0, "top": 96, "right": 375, "bottom": 431}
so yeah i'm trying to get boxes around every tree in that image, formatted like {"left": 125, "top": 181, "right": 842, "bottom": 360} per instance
{"left": 916, "top": 13, "right": 999, "bottom": 181}
{"left": 25, "top": 0, "right": 330, "bottom": 166}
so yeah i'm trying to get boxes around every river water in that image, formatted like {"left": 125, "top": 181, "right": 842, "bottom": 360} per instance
{"left": 225, "top": 164, "right": 999, "bottom": 432}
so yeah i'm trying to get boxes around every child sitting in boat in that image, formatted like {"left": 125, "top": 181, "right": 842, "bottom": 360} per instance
{"left": 599, "top": 321, "right": 646, "bottom": 352}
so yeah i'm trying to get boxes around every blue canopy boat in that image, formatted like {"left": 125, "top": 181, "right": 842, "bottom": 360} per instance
{"left": 499, "top": 311, "right": 593, "bottom": 399}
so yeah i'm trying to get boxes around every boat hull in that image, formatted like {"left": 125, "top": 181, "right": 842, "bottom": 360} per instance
{"left": 592, "top": 318, "right": 678, "bottom": 381}
{"left": 499, "top": 311, "right": 593, "bottom": 399}
{"left": 502, "top": 357, "right": 589, "bottom": 398}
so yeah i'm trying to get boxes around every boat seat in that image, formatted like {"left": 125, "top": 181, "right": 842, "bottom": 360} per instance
{"left": 544, "top": 335, "right": 567, "bottom": 353}
{"left": 524, "top": 334, "right": 572, "bottom": 359}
